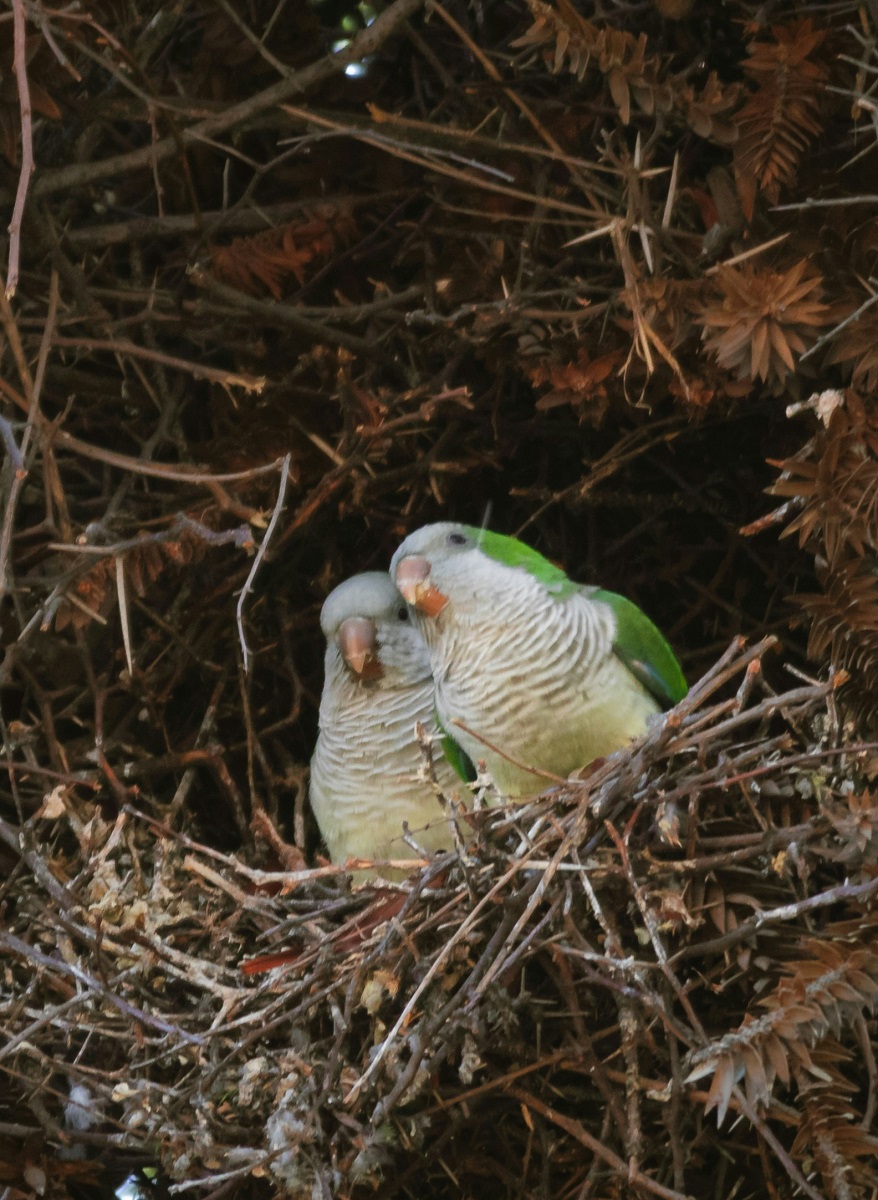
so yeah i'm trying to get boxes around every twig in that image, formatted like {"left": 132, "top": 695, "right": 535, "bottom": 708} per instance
{"left": 773, "top": 194, "right": 878, "bottom": 209}
{"left": 509, "top": 1088, "right": 693, "bottom": 1200}
{"left": 732, "top": 1089, "right": 826, "bottom": 1200}
{"left": 237, "top": 454, "right": 291, "bottom": 673}
{"left": 32, "top": 0, "right": 429, "bottom": 199}
{"left": 0, "top": 413, "right": 26, "bottom": 602}
{"left": 0, "top": 414, "right": 25, "bottom": 472}
{"left": 114, "top": 555, "right": 132, "bottom": 675}
{"left": 450, "top": 718, "right": 567, "bottom": 784}
{"left": 62, "top": 198, "right": 349, "bottom": 247}
{"left": 52, "top": 430, "right": 285, "bottom": 484}
{"left": 0, "top": 932, "right": 205, "bottom": 1044}
{"left": 6, "top": 0, "right": 34, "bottom": 297}
{"left": 798, "top": 279, "right": 878, "bottom": 362}
{"left": 607, "top": 821, "right": 702, "bottom": 1036}
{"left": 189, "top": 271, "right": 379, "bottom": 355}
{"left": 51, "top": 336, "right": 266, "bottom": 392}
{"left": 855, "top": 1011, "right": 878, "bottom": 1131}
{"left": 344, "top": 857, "right": 539, "bottom": 1104}
{"left": 668, "top": 874, "right": 878, "bottom": 965}
{"left": 47, "top": 514, "right": 255, "bottom": 561}
{"left": 282, "top": 105, "right": 602, "bottom": 222}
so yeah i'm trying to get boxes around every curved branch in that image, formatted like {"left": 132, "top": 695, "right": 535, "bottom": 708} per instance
{"left": 32, "top": 0, "right": 427, "bottom": 199}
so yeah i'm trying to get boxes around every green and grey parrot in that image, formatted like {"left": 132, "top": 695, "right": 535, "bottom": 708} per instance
{"left": 310, "top": 572, "right": 470, "bottom": 871}
{"left": 390, "top": 524, "right": 687, "bottom": 799}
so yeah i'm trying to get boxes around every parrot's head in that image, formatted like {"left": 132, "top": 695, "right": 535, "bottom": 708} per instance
{"left": 320, "top": 572, "right": 429, "bottom": 685}
{"left": 391, "top": 522, "right": 576, "bottom": 629}
{"left": 390, "top": 523, "right": 486, "bottom": 623}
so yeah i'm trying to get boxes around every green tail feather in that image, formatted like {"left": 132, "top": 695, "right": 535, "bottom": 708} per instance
{"left": 436, "top": 713, "right": 477, "bottom": 782}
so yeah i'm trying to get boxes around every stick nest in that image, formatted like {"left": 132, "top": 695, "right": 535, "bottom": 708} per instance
{"left": 4, "top": 639, "right": 878, "bottom": 1199}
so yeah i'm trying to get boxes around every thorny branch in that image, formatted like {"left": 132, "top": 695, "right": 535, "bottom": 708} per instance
{"left": 6, "top": 0, "right": 34, "bottom": 297}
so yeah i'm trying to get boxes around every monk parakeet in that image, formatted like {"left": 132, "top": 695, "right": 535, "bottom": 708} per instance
{"left": 310, "top": 572, "right": 470, "bottom": 871}
{"left": 390, "top": 524, "right": 687, "bottom": 799}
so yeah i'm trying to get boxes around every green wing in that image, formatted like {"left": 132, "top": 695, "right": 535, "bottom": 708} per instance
{"left": 436, "top": 712, "right": 477, "bottom": 783}
{"left": 592, "top": 589, "right": 688, "bottom": 709}
{"left": 460, "top": 526, "right": 579, "bottom": 597}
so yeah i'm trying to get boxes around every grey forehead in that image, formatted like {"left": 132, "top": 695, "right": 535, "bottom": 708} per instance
{"left": 320, "top": 572, "right": 403, "bottom": 635}
{"left": 393, "top": 522, "right": 467, "bottom": 560}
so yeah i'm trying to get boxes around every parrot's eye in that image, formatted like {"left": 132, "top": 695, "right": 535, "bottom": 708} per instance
{"left": 448, "top": 532, "right": 467, "bottom": 546}
{"left": 396, "top": 606, "right": 409, "bottom": 621}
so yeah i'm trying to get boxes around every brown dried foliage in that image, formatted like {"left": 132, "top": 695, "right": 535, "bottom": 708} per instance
{"left": 792, "top": 1042, "right": 878, "bottom": 1198}
{"left": 697, "top": 927, "right": 878, "bottom": 1122}
{"left": 53, "top": 523, "right": 215, "bottom": 633}
{"left": 209, "top": 205, "right": 359, "bottom": 298}
{"left": 514, "top": 0, "right": 669, "bottom": 124}
{"left": 698, "top": 259, "right": 828, "bottom": 391}
{"left": 733, "top": 20, "right": 829, "bottom": 219}
{"left": 515, "top": 0, "right": 741, "bottom": 139}
{"left": 524, "top": 346, "right": 622, "bottom": 421}
{"left": 767, "top": 393, "right": 878, "bottom": 697}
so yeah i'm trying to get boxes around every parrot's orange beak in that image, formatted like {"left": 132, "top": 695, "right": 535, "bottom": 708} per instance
{"left": 338, "top": 617, "right": 383, "bottom": 680}
{"left": 395, "top": 555, "right": 449, "bottom": 617}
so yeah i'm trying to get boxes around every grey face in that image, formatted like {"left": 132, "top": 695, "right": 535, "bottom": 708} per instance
{"left": 320, "top": 571, "right": 409, "bottom": 639}
{"left": 320, "top": 572, "right": 428, "bottom": 683}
